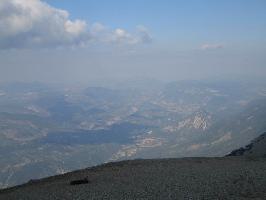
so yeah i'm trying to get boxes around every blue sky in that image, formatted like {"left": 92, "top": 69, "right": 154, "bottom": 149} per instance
{"left": 0, "top": 0, "right": 265, "bottom": 83}
{"left": 44, "top": 0, "right": 266, "bottom": 43}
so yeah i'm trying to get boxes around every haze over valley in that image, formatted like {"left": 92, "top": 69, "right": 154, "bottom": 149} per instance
{"left": 1, "top": 80, "right": 266, "bottom": 187}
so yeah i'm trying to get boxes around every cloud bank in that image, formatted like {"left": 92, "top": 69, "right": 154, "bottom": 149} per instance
{"left": 0, "top": 0, "right": 152, "bottom": 49}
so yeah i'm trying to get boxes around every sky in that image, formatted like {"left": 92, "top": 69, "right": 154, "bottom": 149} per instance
{"left": 0, "top": 0, "right": 265, "bottom": 83}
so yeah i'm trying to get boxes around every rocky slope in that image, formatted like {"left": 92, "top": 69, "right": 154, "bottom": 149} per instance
{"left": 227, "top": 132, "right": 266, "bottom": 157}
{"left": 0, "top": 133, "right": 266, "bottom": 200}
{"left": 0, "top": 157, "right": 266, "bottom": 200}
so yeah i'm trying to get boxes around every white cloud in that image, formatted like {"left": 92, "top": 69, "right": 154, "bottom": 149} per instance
{"left": 0, "top": 0, "right": 152, "bottom": 49}
{"left": 110, "top": 26, "right": 152, "bottom": 45}
{"left": 0, "top": 0, "right": 88, "bottom": 48}
{"left": 90, "top": 23, "right": 152, "bottom": 45}
{"left": 200, "top": 44, "right": 224, "bottom": 50}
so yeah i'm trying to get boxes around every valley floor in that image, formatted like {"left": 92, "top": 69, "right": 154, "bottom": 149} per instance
{"left": 1, "top": 157, "right": 266, "bottom": 200}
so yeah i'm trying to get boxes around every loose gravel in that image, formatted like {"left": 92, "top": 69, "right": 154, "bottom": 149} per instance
{"left": 1, "top": 157, "right": 266, "bottom": 200}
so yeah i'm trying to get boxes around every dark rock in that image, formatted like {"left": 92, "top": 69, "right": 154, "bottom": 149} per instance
{"left": 70, "top": 177, "right": 89, "bottom": 185}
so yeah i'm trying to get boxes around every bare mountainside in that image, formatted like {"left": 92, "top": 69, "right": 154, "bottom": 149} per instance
{"left": 227, "top": 132, "right": 266, "bottom": 157}
{"left": 1, "top": 133, "right": 266, "bottom": 200}
{"left": 0, "top": 158, "right": 266, "bottom": 200}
